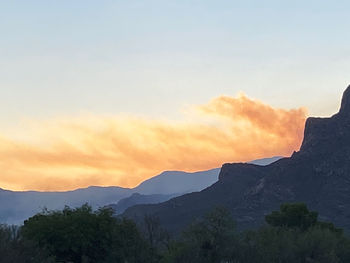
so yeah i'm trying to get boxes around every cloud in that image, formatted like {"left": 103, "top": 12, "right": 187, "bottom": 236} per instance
{"left": 0, "top": 94, "right": 307, "bottom": 191}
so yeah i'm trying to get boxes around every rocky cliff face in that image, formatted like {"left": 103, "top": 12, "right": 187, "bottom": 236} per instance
{"left": 340, "top": 87, "right": 350, "bottom": 115}
{"left": 124, "top": 86, "right": 350, "bottom": 233}
{"left": 297, "top": 89, "right": 350, "bottom": 158}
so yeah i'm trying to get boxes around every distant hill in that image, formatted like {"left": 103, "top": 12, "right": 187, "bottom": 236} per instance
{"left": 0, "top": 186, "right": 131, "bottom": 225}
{"left": 109, "top": 158, "right": 282, "bottom": 214}
{"left": 124, "top": 86, "right": 350, "bottom": 234}
{"left": 132, "top": 157, "right": 282, "bottom": 195}
{"left": 109, "top": 193, "right": 179, "bottom": 214}
{"left": 248, "top": 156, "right": 283, "bottom": 166}
{"left": 0, "top": 168, "right": 219, "bottom": 224}
{"left": 106, "top": 168, "right": 220, "bottom": 215}
{"left": 133, "top": 168, "right": 220, "bottom": 195}
{"left": 0, "top": 153, "right": 281, "bottom": 225}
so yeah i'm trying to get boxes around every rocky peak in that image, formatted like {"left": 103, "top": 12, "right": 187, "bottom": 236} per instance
{"left": 298, "top": 86, "right": 350, "bottom": 155}
{"left": 339, "top": 85, "right": 350, "bottom": 116}
{"left": 124, "top": 84, "right": 350, "bottom": 234}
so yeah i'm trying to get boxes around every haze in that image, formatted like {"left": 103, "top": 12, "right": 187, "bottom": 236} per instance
{"left": 1, "top": 1, "right": 349, "bottom": 190}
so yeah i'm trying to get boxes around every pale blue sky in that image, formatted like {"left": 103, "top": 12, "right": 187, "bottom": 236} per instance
{"left": 1, "top": 0, "right": 350, "bottom": 125}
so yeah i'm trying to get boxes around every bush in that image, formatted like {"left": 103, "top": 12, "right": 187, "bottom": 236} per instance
{"left": 21, "top": 204, "right": 152, "bottom": 262}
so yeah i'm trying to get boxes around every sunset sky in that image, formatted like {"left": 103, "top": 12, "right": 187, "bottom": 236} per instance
{"left": 1, "top": 1, "right": 349, "bottom": 191}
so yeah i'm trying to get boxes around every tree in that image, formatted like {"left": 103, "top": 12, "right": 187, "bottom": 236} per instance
{"left": 163, "top": 207, "right": 237, "bottom": 263}
{"left": 234, "top": 203, "right": 350, "bottom": 263}
{"left": 239, "top": 226, "right": 350, "bottom": 263}
{"left": 265, "top": 203, "right": 343, "bottom": 234}
{"left": 265, "top": 203, "right": 318, "bottom": 230}
{"left": 142, "top": 215, "right": 171, "bottom": 262}
{"left": 21, "top": 204, "right": 151, "bottom": 263}
{"left": 0, "top": 224, "right": 52, "bottom": 263}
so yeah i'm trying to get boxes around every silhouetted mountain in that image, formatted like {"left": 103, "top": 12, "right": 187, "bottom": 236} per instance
{"left": 106, "top": 169, "right": 220, "bottom": 215}
{"left": 107, "top": 159, "right": 281, "bottom": 215}
{"left": 124, "top": 86, "right": 350, "bottom": 233}
{"left": 0, "top": 168, "right": 220, "bottom": 224}
{"left": 109, "top": 193, "right": 179, "bottom": 214}
{"left": 248, "top": 156, "right": 283, "bottom": 166}
{"left": 0, "top": 153, "right": 280, "bottom": 224}
{"left": 0, "top": 186, "right": 130, "bottom": 225}
{"left": 134, "top": 168, "right": 220, "bottom": 195}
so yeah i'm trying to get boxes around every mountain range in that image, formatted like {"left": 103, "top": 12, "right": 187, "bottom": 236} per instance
{"left": 0, "top": 167, "right": 220, "bottom": 224}
{"left": 109, "top": 157, "right": 282, "bottom": 214}
{"left": 0, "top": 156, "right": 281, "bottom": 225}
{"left": 124, "top": 86, "right": 350, "bottom": 234}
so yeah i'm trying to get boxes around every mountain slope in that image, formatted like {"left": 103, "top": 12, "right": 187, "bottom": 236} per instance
{"left": 134, "top": 168, "right": 220, "bottom": 195}
{"left": 109, "top": 193, "right": 179, "bottom": 214}
{"left": 124, "top": 86, "right": 350, "bottom": 233}
{"left": 248, "top": 156, "right": 282, "bottom": 166}
{"left": 0, "top": 155, "right": 280, "bottom": 224}
{"left": 0, "top": 168, "right": 220, "bottom": 224}
{"left": 0, "top": 186, "right": 131, "bottom": 225}
{"left": 108, "top": 158, "right": 281, "bottom": 215}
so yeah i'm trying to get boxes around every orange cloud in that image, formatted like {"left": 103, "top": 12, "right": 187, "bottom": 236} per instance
{"left": 0, "top": 94, "right": 307, "bottom": 191}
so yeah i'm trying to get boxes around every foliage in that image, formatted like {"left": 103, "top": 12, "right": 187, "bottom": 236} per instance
{"left": 265, "top": 203, "right": 318, "bottom": 230}
{"left": 0, "top": 224, "right": 53, "bottom": 263}
{"left": 163, "top": 203, "right": 350, "bottom": 263}
{"left": 238, "top": 226, "right": 350, "bottom": 263}
{"left": 265, "top": 203, "right": 344, "bottom": 234}
{"left": 141, "top": 214, "right": 171, "bottom": 262}
{"left": 21, "top": 204, "right": 151, "bottom": 263}
{"left": 0, "top": 202, "right": 349, "bottom": 263}
{"left": 162, "top": 207, "right": 237, "bottom": 263}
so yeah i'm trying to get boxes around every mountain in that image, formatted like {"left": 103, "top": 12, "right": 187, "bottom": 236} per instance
{"left": 248, "top": 156, "right": 283, "bottom": 166}
{"left": 109, "top": 159, "right": 282, "bottom": 214}
{"left": 109, "top": 193, "right": 179, "bottom": 214}
{"left": 0, "top": 168, "right": 220, "bottom": 225}
{"left": 124, "top": 85, "right": 350, "bottom": 233}
{"left": 0, "top": 186, "right": 131, "bottom": 225}
{"left": 0, "top": 153, "right": 281, "bottom": 224}
{"left": 132, "top": 158, "right": 281, "bottom": 195}
{"left": 107, "top": 169, "right": 220, "bottom": 215}
{"left": 133, "top": 168, "right": 220, "bottom": 195}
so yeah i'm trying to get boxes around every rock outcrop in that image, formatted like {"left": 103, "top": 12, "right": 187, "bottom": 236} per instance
{"left": 124, "top": 86, "right": 350, "bottom": 233}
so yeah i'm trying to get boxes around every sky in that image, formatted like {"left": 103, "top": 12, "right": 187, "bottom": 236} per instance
{"left": 0, "top": 1, "right": 349, "bottom": 191}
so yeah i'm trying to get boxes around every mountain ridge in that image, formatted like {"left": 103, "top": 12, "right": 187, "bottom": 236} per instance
{"left": 124, "top": 85, "right": 350, "bottom": 233}
{"left": 0, "top": 168, "right": 220, "bottom": 224}
{"left": 0, "top": 156, "right": 280, "bottom": 225}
